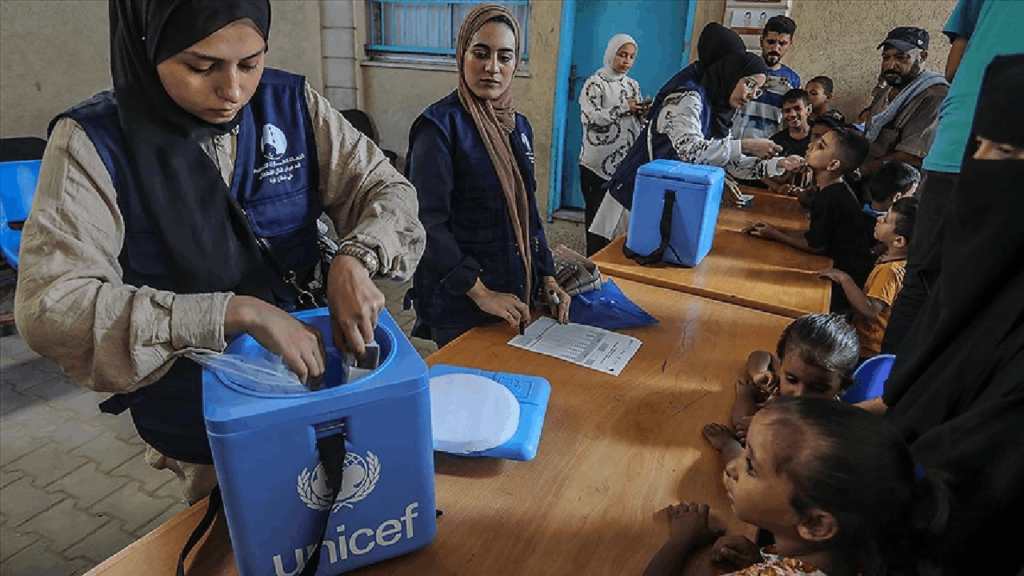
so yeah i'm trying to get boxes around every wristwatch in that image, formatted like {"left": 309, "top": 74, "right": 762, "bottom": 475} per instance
{"left": 337, "top": 242, "right": 380, "bottom": 277}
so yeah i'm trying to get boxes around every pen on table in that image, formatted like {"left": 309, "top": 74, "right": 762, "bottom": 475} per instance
{"left": 519, "top": 319, "right": 526, "bottom": 336}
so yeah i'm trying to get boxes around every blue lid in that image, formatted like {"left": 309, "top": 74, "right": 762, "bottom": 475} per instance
{"left": 637, "top": 159, "right": 725, "bottom": 185}
{"left": 203, "top": 308, "right": 429, "bottom": 435}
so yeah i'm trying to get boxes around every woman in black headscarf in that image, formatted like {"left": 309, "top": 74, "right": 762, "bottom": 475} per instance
{"left": 15, "top": 0, "right": 424, "bottom": 502}
{"left": 875, "top": 54, "right": 1024, "bottom": 576}
{"left": 589, "top": 23, "right": 805, "bottom": 243}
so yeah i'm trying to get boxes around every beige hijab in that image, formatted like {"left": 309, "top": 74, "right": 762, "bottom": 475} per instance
{"left": 456, "top": 3, "right": 533, "bottom": 301}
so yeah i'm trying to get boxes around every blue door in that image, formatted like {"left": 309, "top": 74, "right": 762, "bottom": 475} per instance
{"left": 555, "top": 0, "right": 695, "bottom": 212}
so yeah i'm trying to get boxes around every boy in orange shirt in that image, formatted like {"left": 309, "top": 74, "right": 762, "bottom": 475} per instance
{"left": 816, "top": 197, "right": 918, "bottom": 359}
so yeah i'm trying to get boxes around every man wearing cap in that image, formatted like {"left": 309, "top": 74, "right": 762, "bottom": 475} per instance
{"left": 882, "top": 1, "right": 1024, "bottom": 354}
{"left": 858, "top": 27, "right": 949, "bottom": 179}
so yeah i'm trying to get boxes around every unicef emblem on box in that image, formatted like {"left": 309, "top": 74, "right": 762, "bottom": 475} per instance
{"left": 298, "top": 451, "right": 380, "bottom": 513}
{"left": 203, "top": 308, "right": 436, "bottom": 575}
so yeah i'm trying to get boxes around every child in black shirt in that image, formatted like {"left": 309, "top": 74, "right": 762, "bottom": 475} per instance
{"left": 744, "top": 126, "right": 875, "bottom": 312}
{"left": 763, "top": 89, "right": 813, "bottom": 194}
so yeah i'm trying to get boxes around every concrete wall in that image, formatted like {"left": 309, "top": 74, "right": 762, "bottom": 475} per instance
{"left": 0, "top": 0, "right": 323, "bottom": 139}
{"left": 321, "top": 0, "right": 359, "bottom": 110}
{"left": 689, "top": 0, "right": 957, "bottom": 120}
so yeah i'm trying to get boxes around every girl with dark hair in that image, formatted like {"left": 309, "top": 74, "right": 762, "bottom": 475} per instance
{"left": 405, "top": 4, "right": 570, "bottom": 348}
{"left": 14, "top": 0, "right": 424, "bottom": 502}
{"left": 646, "top": 397, "right": 951, "bottom": 576}
{"left": 703, "top": 313, "right": 859, "bottom": 461}
{"left": 589, "top": 23, "right": 805, "bottom": 243}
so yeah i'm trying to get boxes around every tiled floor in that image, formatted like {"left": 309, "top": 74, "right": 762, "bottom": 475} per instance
{"left": 0, "top": 219, "right": 586, "bottom": 575}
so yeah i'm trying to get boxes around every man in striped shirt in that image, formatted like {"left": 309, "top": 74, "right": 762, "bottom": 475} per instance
{"left": 731, "top": 15, "right": 802, "bottom": 141}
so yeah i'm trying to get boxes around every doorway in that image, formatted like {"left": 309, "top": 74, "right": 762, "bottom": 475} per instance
{"left": 549, "top": 0, "right": 695, "bottom": 218}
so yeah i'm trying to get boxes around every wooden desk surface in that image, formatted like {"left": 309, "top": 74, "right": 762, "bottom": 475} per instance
{"left": 592, "top": 231, "right": 831, "bottom": 319}
{"left": 718, "top": 190, "right": 810, "bottom": 234}
{"left": 85, "top": 280, "right": 792, "bottom": 576}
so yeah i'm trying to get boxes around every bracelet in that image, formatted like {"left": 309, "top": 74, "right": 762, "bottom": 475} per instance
{"left": 336, "top": 242, "right": 380, "bottom": 277}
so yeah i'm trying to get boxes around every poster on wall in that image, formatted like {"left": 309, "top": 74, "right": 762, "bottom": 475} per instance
{"left": 725, "top": 0, "right": 793, "bottom": 51}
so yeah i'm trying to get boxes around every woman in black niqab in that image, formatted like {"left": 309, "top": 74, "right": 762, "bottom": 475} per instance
{"left": 881, "top": 53, "right": 1024, "bottom": 576}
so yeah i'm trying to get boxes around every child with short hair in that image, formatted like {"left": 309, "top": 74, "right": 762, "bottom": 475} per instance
{"left": 864, "top": 160, "right": 921, "bottom": 215}
{"left": 817, "top": 197, "right": 918, "bottom": 360}
{"left": 784, "top": 109, "right": 849, "bottom": 201}
{"left": 805, "top": 75, "right": 834, "bottom": 121}
{"left": 771, "top": 89, "right": 813, "bottom": 157}
{"left": 646, "top": 397, "right": 951, "bottom": 576}
{"left": 702, "top": 313, "right": 859, "bottom": 463}
{"left": 745, "top": 126, "right": 876, "bottom": 313}
{"left": 763, "top": 89, "right": 813, "bottom": 194}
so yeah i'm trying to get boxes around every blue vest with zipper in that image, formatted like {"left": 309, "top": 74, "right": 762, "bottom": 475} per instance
{"left": 408, "top": 92, "right": 554, "bottom": 331}
{"left": 607, "top": 64, "right": 712, "bottom": 210}
{"left": 58, "top": 69, "right": 321, "bottom": 464}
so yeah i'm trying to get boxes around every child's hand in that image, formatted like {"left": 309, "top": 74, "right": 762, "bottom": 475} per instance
{"left": 751, "top": 370, "right": 778, "bottom": 392}
{"left": 816, "top": 268, "right": 850, "bottom": 284}
{"left": 666, "top": 502, "right": 724, "bottom": 547}
{"left": 743, "top": 221, "right": 777, "bottom": 240}
{"left": 712, "top": 535, "right": 761, "bottom": 568}
{"left": 734, "top": 415, "right": 752, "bottom": 443}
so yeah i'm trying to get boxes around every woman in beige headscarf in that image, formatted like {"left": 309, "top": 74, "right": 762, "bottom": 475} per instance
{"left": 405, "top": 3, "right": 569, "bottom": 347}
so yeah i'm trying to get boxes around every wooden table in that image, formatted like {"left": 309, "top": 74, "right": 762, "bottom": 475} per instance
{"left": 719, "top": 188, "right": 810, "bottom": 234}
{"left": 85, "top": 279, "right": 792, "bottom": 576}
{"left": 591, "top": 194, "right": 832, "bottom": 318}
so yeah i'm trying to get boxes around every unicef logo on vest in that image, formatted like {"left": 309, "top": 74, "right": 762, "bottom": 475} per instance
{"left": 298, "top": 451, "right": 380, "bottom": 513}
{"left": 261, "top": 123, "right": 288, "bottom": 160}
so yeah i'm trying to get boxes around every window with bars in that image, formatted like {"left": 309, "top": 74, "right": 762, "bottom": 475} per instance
{"left": 366, "top": 0, "right": 530, "bottom": 62}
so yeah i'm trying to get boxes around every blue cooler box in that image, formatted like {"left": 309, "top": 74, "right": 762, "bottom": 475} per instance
{"left": 625, "top": 160, "right": 726, "bottom": 267}
{"left": 204, "top": 308, "right": 436, "bottom": 575}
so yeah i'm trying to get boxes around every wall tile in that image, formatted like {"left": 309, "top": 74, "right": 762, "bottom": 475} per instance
{"left": 324, "top": 57, "right": 357, "bottom": 88}
{"left": 321, "top": 0, "right": 354, "bottom": 29}
{"left": 322, "top": 28, "right": 355, "bottom": 59}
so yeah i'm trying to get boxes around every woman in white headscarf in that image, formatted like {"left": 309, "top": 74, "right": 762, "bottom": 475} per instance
{"left": 578, "top": 33, "right": 645, "bottom": 255}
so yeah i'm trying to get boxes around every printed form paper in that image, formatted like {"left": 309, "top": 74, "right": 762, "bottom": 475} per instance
{"left": 508, "top": 317, "right": 642, "bottom": 376}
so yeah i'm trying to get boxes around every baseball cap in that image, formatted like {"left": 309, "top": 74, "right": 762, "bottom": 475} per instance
{"left": 878, "top": 26, "right": 929, "bottom": 52}
{"left": 812, "top": 109, "right": 847, "bottom": 130}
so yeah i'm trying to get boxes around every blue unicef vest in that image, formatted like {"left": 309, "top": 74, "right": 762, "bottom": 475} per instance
{"left": 60, "top": 69, "right": 321, "bottom": 464}
{"left": 408, "top": 91, "right": 552, "bottom": 331}
{"left": 607, "top": 64, "right": 712, "bottom": 210}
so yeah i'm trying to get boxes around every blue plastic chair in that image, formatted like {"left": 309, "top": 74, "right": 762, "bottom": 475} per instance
{"left": 0, "top": 159, "right": 42, "bottom": 269}
{"left": 843, "top": 354, "right": 896, "bottom": 404}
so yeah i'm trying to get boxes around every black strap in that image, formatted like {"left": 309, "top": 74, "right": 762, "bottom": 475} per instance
{"left": 299, "top": 431, "right": 347, "bottom": 575}
{"left": 175, "top": 428, "right": 347, "bottom": 576}
{"left": 176, "top": 485, "right": 223, "bottom": 576}
{"left": 622, "top": 190, "right": 682, "bottom": 265}
{"left": 98, "top": 394, "right": 131, "bottom": 415}
{"left": 226, "top": 195, "right": 327, "bottom": 309}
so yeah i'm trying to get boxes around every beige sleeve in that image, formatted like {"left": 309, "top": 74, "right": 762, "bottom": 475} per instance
{"left": 13, "top": 118, "right": 232, "bottom": 394}
{"left": 304, "top": 83, "right": 425, "bottom": 280}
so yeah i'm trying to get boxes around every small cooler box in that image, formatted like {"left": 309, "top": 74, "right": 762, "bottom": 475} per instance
{"left": 203, "top": 308, "right": 436, "bottom": 575}
{"left": 625, "top": 160, "right": 726, "bottom": 267}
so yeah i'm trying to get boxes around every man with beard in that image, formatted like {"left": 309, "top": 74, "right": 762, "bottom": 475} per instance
{"left": 858, "top": 27, "right": 949, "bottom": 180}
{"left": 730, "top": 15, "right": 801, "bottom": 142}
{"left": 881, "top": 1, "right": 1024, "bottom": 354}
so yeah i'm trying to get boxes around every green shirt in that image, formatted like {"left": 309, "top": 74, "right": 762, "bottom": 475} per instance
{"left": 922, "top": 0, "right": 1024, "bottom": 173}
